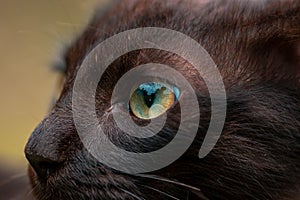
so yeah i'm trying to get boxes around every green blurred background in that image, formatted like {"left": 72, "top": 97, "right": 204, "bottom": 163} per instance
{"left": 0, "top": 0, "right": 104, "bottom": 170}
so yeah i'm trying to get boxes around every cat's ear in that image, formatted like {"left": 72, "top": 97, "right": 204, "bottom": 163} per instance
{"left": 246, "top": 0, "right": 300, "bottom": 80}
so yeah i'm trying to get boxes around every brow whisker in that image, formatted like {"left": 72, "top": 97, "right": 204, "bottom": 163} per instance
{"left": 55, "top": 21, "right": 110, "bottom": 35}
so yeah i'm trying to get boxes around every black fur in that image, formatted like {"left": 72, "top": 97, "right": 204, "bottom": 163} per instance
{"left": 24, "top": 0, "right": 300, "bottom": 199}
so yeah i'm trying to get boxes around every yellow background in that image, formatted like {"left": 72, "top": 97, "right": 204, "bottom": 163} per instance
{"left": 0, "top": 0, "right": 103, "bottom": 170}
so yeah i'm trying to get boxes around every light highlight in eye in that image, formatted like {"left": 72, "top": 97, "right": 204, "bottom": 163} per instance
{"left": 129, "top": 82, "right": 180, "bottom": 119}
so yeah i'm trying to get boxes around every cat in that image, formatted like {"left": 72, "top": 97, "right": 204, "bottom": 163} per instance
{"left": 23, "top": 0, "right": 300, "bottom": 199}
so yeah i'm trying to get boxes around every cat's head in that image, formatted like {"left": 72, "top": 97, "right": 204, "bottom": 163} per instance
{"left": 25, "top": 0, "right": 300, "bottom": 199}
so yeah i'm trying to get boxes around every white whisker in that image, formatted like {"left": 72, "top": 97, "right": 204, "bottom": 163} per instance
{"left": 0, "top": 172, "right": 27, "bottom": 187}
{"left": 133, "top": 173, "right": 210, "bottom": 199}
{"left": 134, "top": 173, "right": 200, "bottom": 192}
{"left": 119, "top": 188, "right": 145, "bottom": 200}
{"left": 138, "top": 184, "right": 180, "bottom": 200}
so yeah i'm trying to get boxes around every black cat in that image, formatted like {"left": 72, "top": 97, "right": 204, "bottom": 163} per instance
{"left": 23, "top": 0, "right": 300, "bottom": 199}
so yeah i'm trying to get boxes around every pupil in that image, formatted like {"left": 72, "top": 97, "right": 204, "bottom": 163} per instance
{"left": 141, "top": 89, "right": 156, "bottom": 108}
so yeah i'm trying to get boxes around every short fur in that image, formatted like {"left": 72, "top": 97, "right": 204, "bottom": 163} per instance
{"left": 24, "top": 0, "right": 300, "bottom": 199}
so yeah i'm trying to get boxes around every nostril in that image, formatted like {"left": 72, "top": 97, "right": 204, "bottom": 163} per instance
{"left": 25, "top": 153, "right": 62, "bottom": 181}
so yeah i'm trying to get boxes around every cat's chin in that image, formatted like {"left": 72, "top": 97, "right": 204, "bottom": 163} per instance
{"left": 27, "top": 166, "right": 44, "bottom": 199}
{"left": 27, "top": 166, "right": 59, "bottom": 199}
{"left": 28, "top": 165, "right": 82, "bottom": 199}
{"left": 28, "top": 167, "right": 86, "bottom": 200}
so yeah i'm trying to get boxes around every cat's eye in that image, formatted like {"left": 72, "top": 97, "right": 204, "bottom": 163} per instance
{"left": 129, "top": 82, "right": 180, "bottom": 119}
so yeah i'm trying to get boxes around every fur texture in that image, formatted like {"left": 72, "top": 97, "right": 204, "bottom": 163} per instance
{"left": 24, "top": 0, "right": 300, "bottom": 199}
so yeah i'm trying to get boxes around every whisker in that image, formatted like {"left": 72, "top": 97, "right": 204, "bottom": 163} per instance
{"left": 138, "top": 184, "right": 180, "bottom": 200}
{"left": 132, "top": 174, "right": 210, "bottom": 200}
{"left": 187, "top": 189, "right": 210, "bottom": 200}
{"left": 133, "top": 174, "right": 200, "bottom": 192}
{"left": 119, "top": 188, "right": 145, "bottom": 200}
{"left": 25, "top": 184, "right": 36, "bottom": 200}
{"left": 55, "top": 21, "right": 109, "bottom": 35}
{"left": 55, "top": 21, "right": 86, "bottom": 28}
{"left": 0, "top": 172, "right": 27, "bottom": 187}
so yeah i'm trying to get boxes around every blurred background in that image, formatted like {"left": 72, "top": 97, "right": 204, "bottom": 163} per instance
{"left": 0, "top": 0, "right": 103, "bottom": 172}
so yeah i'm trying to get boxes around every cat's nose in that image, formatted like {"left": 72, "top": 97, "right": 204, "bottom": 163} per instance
{"left": 24, "top": 112, "right": 73, "bottom": 181}
{"left": 25, "top": 153, "right": 62, "bottom": 180}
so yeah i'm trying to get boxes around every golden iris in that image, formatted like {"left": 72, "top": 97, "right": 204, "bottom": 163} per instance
{"left": 129, "top": 82, "right": 180, "bottom": 119}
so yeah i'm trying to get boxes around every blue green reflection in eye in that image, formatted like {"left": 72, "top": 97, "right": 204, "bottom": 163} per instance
{"left": 129, "top": 82, "right": 180, "bottom": 119}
